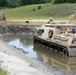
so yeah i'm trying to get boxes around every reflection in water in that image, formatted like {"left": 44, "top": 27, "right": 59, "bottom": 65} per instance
{"left": 33, "top": 44, "right": 76, "bottom": 72}
{"left": 6, "top": 36, "right": 76, "bottom": 72}
{"left": 7, "top": 36, "right": 37, "bottom": 58}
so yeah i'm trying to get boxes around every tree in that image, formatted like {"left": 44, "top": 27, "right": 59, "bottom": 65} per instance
{"left": 20, "top": 0, "right": 28, "bottom": 5}
{"left": 53, "top": 0, "right": 64, "bottom": 4}
{"left": 7, "top": 0, "right": 21, "bottom": 8}
{"left": 0, "top": 0, "right": 7, "bottom": 7}
{"left": 47, "top": 0, "right": 52, "bottom": 3}
{"left": 63, "top": 0, "right": 66, "bottom": 2}
{"left": 70, "top": 0, "right": 76, "bottom": 3}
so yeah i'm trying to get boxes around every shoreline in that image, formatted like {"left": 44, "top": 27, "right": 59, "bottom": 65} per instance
{"left": 0, "top": 39, "right": 53, "bottom": 75}
{"left": 0, "top": 19, "right": 76, "bottom": 26}
{"left": 0, "top": 36, "right": 76, "bottom": 75}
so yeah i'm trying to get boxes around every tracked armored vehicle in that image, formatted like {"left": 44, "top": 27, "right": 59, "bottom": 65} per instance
{"left": 34, "top": 20, "right": 76, "bottom": 56}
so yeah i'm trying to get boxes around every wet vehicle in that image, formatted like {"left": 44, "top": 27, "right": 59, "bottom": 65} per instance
{"left": 34, "top": 20, "right": 76, "bottom": 56}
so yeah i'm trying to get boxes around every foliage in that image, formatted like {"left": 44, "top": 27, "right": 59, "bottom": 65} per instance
{"left": 0, "top": 0, "right": 76, "bottom": 8}
{"left": 0, "top": 69, "right": 7, "bottom": 75}
{"left": 7, "top": 0, "right": 21, "bottom": 8}
{"left": 38, "top": 6, "right": 41, "bottom": 10}
{"left": 33, "top": 9, "right": 36, "bottom": 11}
{"left": 53, "top": 0, "right": 64, "bottom": 4}
{"left": 0, "top": 0, "right": 7, "bottom": 7}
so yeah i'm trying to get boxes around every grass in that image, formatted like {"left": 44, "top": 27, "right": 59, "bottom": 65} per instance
{"left": 0, "top": 69, "right": 7, "bottom": 75}
{"left": 1, "top": 3, "right": 76, "bottom": 25}
{"left": 2, "top": 3, "right": 76, "bottom": 20}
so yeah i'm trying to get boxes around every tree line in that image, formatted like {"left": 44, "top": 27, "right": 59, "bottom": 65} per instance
{"left": 0, "top": 0, "right": 76, "bottom": 8}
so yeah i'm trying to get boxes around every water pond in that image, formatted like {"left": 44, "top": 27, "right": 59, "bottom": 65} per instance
{"left": 4, "top": 35, "right": 76, "bottom": 72}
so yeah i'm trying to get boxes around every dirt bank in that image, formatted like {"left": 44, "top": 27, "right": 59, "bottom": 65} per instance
{"left": 0, "top": 39, "right": 53, "bottom": 75}
{"left": 0, "top": 25, "right": 37, "bottom": 35}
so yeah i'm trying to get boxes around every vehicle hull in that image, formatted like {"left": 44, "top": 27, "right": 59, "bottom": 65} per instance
{"left": 34, "top": 36, "right": 69, "bottom": 56}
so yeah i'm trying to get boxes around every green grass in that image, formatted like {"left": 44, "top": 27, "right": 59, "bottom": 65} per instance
{"left": 2, "top": 3, "right": 76, "bottom": 21}
{"left": 0, "top": 69, "right": 7, "bottom": 75}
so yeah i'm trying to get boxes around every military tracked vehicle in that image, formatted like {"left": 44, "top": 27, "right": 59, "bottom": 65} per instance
{"left": 34, "top": 19, "right": 76, "bottom": 56}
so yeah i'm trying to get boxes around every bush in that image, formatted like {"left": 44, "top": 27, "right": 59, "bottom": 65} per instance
{"left": 33, "top": 8, "right": 36, "bottom": 11}
{"left": 26, "top": 21, "right": 29, "bottom": 23}
{"left": 38, "top": 6, "right": 41, "bottom": 10}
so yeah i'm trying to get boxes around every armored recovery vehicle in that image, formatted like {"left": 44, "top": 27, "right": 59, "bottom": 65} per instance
{"left": 34, "top": 20, "right": 76, "bottom": 56}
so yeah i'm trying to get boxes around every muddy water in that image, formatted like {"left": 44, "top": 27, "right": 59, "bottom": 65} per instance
{"left": 5, "top": 36, "right": 76, "bottom": 72}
